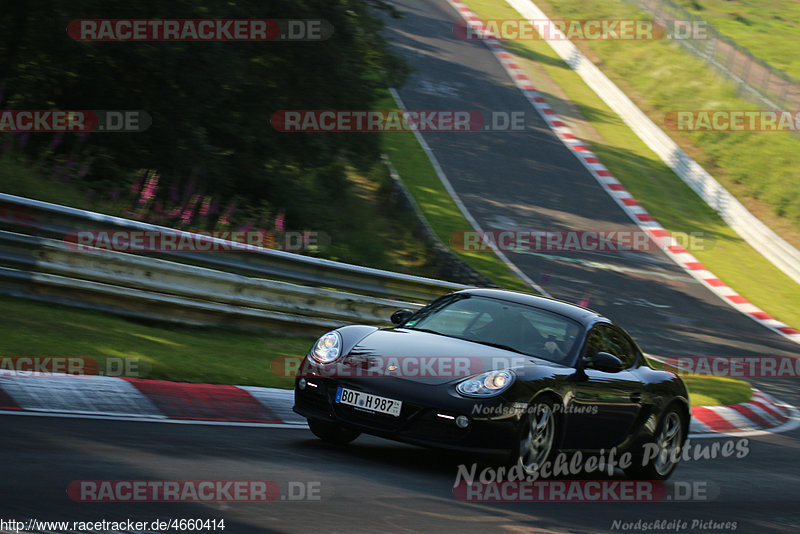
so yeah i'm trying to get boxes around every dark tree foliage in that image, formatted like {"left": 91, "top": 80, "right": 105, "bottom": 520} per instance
{"left": 0, "top": 0, "right": 409, "bottom": 229}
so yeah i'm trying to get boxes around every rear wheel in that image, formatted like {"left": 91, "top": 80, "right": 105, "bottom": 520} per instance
{"left": 307, "top": 419, "right": 361, "bottom": 445}
{"left": 625, "top": 407, "right": 685, "bottom": 480}
{"left": 514, "top": 399, "right": 559, "bottom": 477}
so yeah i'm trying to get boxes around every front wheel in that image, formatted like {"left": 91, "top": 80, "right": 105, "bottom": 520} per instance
{"left": 512, "top": 399, "right": 559, "bottom": 477}
{"left": 625, "top": 407, "right": 685, "bottom": 480}
{"left": 307, "top": 419, "right": 361, "bottom": 445}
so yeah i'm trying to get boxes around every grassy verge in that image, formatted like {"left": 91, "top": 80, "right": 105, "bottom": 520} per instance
{"left": 681, "top": 375, "right": 751, "bottom": 406}
{"left": 0, "top": 155, "right": 98, "bottom": 210}
{"left": 377, "top": 92, "right": 532, "bottom": 292}
{"left": 462, "top": 0, "right": 800, "bottom": 329}
{"left": 646, "top": 356, "right": 751, "bottom": 405}
{"left": 0, "top": 294, "right": 313, "bottom": 388}
{"left": 0, "top": 294, "right": 750, "bottom": 404}
{"left": 673, "top": 0, "right": 800, "bottom": 79}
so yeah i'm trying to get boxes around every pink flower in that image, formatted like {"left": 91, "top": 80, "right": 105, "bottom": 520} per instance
{"left": 218, "top": 200, "right": 237, "bottom": 226}
{"left": 138, "top": 174, "right": 159, "bottom": 204}
{"left": 199, "top": 196, "right": 212, "bottom": 217}
{"left": 181, "top": 194, "right": 200, "bottom": 224}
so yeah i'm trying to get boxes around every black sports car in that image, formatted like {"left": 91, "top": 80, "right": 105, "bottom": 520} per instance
{"left": 293, "top": 288, "right": 690, "bottom": 479}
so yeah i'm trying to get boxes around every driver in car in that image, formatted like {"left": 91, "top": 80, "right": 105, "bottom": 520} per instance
{"left": 543, "top": 323, "right": 580, "bottom": 361}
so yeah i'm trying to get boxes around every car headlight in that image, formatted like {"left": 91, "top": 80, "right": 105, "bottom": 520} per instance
{"left": 311, "top": 331, "right": 342, "bottom": 364}
{"left": 456, "top": 369, "right": 515, "bottom": 397}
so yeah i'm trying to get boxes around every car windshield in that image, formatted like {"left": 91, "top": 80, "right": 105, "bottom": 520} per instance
{"left": 405, "top": 295, "right": 583, "bottom": 364}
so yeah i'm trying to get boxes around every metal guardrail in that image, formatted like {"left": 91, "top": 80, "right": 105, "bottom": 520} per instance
{"left": 0, "top": 192, "right": 470, "bottom": 303}
{"left": 0, "top": 228, "right": 427, "bottom": 334}
{"left": 0, "top": 193, "right": 475, "bottom": 332}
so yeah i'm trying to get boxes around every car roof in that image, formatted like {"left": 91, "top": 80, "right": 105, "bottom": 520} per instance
{"left": 451, "top": 288, "right": 608, "bottom": 328}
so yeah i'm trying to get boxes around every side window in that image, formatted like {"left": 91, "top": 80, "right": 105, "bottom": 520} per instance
{"left": 583, "top": 325, "right": 636, "bottom": 369}
{"left": 583, "top": 327, "right": 605, "bottom": 360}
{"left": 600, "top": 326, "right": 636, "bottom": 369}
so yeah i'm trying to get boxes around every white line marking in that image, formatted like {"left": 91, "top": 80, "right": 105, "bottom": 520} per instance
{"left": 0, "top": 409, "right": 308, "bottom": 428}
{"left": 388, "top": 87, "right": 548, "bottom": 296}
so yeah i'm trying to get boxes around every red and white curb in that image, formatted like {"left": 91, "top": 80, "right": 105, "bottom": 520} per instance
{"left": 1, "top": 374, "right": 796, "bottom": 437}
{"left": 444, "top": 0, "right": 800, "bottom": 344}
{"left": 690, "top": 388, "right": 800, "bottom": 437}
{"left": 0, "top": 374, "right": 306, "bottom": 428}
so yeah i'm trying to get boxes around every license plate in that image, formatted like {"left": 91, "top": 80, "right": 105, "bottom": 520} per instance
{"left": 336, "top": 387, "right": 402, "bottom": 417}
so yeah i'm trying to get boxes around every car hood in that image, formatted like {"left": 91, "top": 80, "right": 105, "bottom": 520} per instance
{"left": 336, "top": 327, "right": 553, "bottom": 385}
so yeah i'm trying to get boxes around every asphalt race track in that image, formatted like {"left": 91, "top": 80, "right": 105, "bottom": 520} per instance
{"left": 1, "top": 414, "right": 799, "bottom": 533}
{"left": 2, "top": 1, "right": 799, "bottom": 532}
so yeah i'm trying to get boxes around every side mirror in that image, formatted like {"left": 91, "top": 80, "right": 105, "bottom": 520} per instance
{"left": 391, "top": 309, "right": 414, "bottom": 326}
{"left": 584, "top": 351, "right": 624, "bottom": 373}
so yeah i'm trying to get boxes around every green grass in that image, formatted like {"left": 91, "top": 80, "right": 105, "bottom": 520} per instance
{"left": 0, "top": 293, "right": 749, "bottom": 404}
{"left": 0, "top": 155, "right": 100, "bottom": 210}
{"left": 646, "top": 356, "right": 751, "bottom": 405}
{"left": 333, "top": 165, "right": 440, "bottom": 276}
{"left": 461, "top": 0, "right": 800, "bottom": 330}
{"left": 674, "top": 0, "right": 800, "bottom": 79}
{"left": 681, "top": 375, "right": 751, "bottom": 406}
{"left": 377, "top": 92, "right": 532, "bottom": 292}
{"left": 0, "top": 294, "right": 314, "bottom": 388}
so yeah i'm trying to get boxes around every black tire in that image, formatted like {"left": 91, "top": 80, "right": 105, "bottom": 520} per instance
{"left": 625, "top": 407, "right": 686, "bottom": 480}
{"left": 510, "top": 398, "right": 560, "bottom": 477}
{"left": 307, "top": 419, "right": 361, "bottom": 445}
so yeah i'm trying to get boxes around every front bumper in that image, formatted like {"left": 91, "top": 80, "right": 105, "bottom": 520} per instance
{"left": 293, "top": 375, "right": 520, "bottom": 456}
